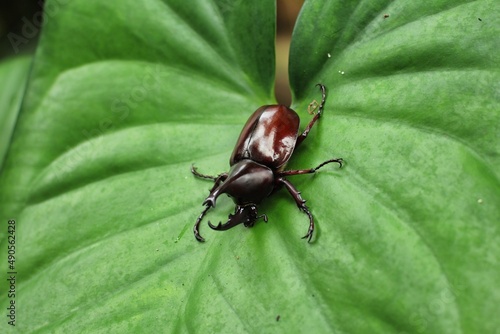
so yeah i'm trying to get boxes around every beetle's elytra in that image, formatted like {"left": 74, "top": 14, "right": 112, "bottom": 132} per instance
{"left": 192, "top": 84, "right": 342, "bottom": 242}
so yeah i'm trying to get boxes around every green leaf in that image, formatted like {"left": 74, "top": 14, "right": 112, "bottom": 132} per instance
{"left": 0, "top": 56, "right": 31, "bottom": 170}
{"left": 288, "top": 0, "right": 500, "bottom": 332}
{"left": 0, "top": 0, "right": 277, "bottom": 332}
{"left": 1, "top": 0, "right": 499, "bottom": 333}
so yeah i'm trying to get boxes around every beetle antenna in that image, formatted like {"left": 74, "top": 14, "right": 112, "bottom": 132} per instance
{"left": 191, "top": 165, "right": 218, "bottom": 181}
{"left": 194, "top": 205, "right": 211, "bottom": 242}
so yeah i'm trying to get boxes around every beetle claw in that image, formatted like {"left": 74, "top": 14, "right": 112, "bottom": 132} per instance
{"left": 301, "top": 231, "right": 313, "bottom": 243}
{"left": 193, "top": 205, "right": 211, "bottom": 242}
{"left": 301, "top": 208, "right": 314, "bottom": 243}
{"left": 194, "top": 233, "right": 206, "bottom": 242}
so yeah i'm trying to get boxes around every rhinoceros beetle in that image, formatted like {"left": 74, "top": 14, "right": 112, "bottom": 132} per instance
{"left": 192, "top": 84, "right": 342, "bottom": 242}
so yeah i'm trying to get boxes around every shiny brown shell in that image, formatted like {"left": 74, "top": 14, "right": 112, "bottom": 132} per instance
{"left": 229, "top": 105, "right": 300, "bottom": 170}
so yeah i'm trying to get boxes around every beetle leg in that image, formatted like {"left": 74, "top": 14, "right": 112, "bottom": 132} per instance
{"left": 192, "top": 165, "right": 228, "bottom": 206}
{"left": 194, "top": 205, "right": 211, "bottom": 242}
{"left": 202, "top": 175, "right": 228, "bottom": 209}
{"left": 277, "top": 178, "right": 315, "bottom": 242}
{"left": 296, "top": 83, "right": 327, "bottom": 147}
{"left": 207, "top": 173, "right": 228, "bottom": 196}
{"left": 192, "top": 165, "right": 229, "bottom": 242}
{"left": 191, "top": 165, "right": 227, "bottom": 182}
{"left": 277, "top": 158, "right": 343, "bottom": 177}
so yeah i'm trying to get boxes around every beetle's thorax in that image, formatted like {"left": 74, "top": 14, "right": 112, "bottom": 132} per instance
{"left": 206, "top": 159, "right": 274, "bottom": 206}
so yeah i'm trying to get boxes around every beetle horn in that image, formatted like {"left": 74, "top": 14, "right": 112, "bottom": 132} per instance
{"left": 208, "top": 205, "right": 255, "bottom": 231}
{"left": 208, "top": 220, "right": 238, "bottom": 231}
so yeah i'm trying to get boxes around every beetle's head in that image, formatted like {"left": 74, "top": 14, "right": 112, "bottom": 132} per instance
{"left": 208, "top": 204, "right": 267, "bottom": 231}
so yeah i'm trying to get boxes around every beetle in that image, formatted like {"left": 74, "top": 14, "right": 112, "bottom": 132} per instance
{"left": 191, "top": 84, "right": 342, "bottom": 242}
